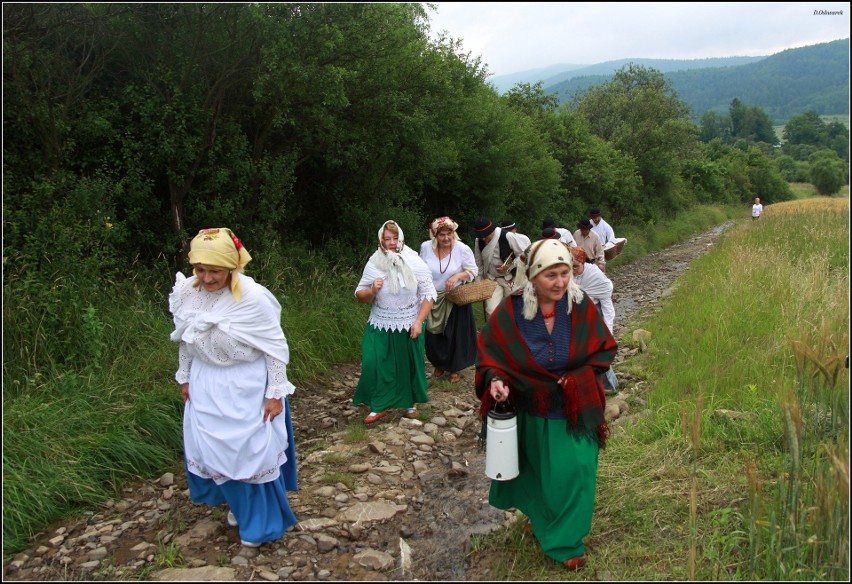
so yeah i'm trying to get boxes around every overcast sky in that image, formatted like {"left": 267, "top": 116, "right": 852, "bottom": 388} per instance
{"left": 426, "top": 2, "right": 851, "bottom": 77}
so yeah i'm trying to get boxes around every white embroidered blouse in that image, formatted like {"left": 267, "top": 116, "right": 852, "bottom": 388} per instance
{"left": 355, "top": 247, "right": 438, "bottom": 332}
{"left": 169, "top": 273, "right": 295, "bottom": 399}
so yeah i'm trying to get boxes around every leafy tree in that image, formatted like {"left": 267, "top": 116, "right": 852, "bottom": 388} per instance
{"left": 729, "top": 98, "right": 777, "bottom": 144}
{"left": 774, "top": 155, "right": 809, "bottom": 183}
{"left": 746, "top": 146, "right": 792, "bottom": 203}
{"left": 551, "top": 110, "right": 641, "bottom": 224}
{"left": 572, "top": 64, "right": 698, "bottom": 219}
{"left": 698, "top": 111, "right": 731, "bottom": 143}
{"left": 809, "top": 150, "right": 848, "bottom": 195}
{"left": 783, "top": 111, "right": 826, "bottom": 145}
{"left": 824, "top": 121, "right": 849, "bottom": 161}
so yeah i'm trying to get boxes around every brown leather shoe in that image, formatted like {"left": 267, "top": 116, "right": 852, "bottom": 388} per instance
{"left": 363, "top": 411, "right": 389, "bottom": 424}
{"left": 433, "top": 368, "right": 444, "bottom": 378}
{"left": 563, "top": 554, "right": 587, "bottom": 570}
{"left": 448, "top": 373, "right": 462, "bottom": 383}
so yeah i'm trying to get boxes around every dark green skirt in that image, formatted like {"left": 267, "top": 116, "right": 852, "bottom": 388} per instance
{"left": 489, "top": 411, "right": 599, "bottom": 562}
{"left": 353, "top": 324, "right": 429, "bottom": 412}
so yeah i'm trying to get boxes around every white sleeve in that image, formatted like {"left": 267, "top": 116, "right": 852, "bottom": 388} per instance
{"left": 265, "top": 353, "right": 296, "bottom": 399}
{"left": 459, "top": 243, "right": 478, "bottom": 280}
{"left": 175, "top": 341, "right": 192, "bottom": 384}
{"left": 507, "top": 232, "right": 531, "bottom": 255}
{"left": 355, "top": 263, "right": 374, "bottom": 296}
{"left": 600, "top": 298, "right": 615, "bottom": 333}
{"left": 604, "top": 224, "right": 615, "bottom": 245}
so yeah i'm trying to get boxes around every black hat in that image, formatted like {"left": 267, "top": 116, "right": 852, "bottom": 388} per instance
{"left": 577, "top": 218, "right": 593, "bottom": 229}
{"left": 499, "top": 219, "right": 516, "bottom": 230}
{"left": 541, "top": 217, "right": 557, "bottom": 229}
{"left": 541, "top": 227, "right": 560, "bottom": 240}
{"left": 471, "top": 217, "right": 497, "bottom": 239}
{"left": 589, "top": 208, "right": 601, "bottom": 217}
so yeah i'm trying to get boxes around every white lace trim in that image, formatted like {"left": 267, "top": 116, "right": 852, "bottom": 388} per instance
{"left": 171, "top": 279, "right": 295, "bottom": 397}
{"left": 367, "top": 274, "right": 436, "bottom": 332}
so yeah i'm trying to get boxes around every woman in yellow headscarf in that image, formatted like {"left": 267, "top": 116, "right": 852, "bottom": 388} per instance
{"left": 169, "top": 228, "right": 298, "bottom": 548}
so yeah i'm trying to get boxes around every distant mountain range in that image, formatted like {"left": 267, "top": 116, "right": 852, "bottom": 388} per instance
{"left": 488, "top": 39, "right": 850, "bottom": 123}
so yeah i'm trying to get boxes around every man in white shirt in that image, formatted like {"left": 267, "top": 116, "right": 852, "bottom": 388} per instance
{"left": 589, "top": 209, "right": 615, "bottom": 246}
{"left": 471, "top": 217, "right": 531, "bottom": 318}
{"left": 752, "top": 198, "right": 763, "bottom": 221}
{"left": 541, "top": 217, "right": 576, "bottom": 246}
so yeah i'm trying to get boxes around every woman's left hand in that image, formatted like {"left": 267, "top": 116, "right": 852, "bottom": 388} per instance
{"left": 410, "top": 320, "right": 423, "bottom": 339}
{"left": 263, "top": 397, "right": 283, "bottom": 422}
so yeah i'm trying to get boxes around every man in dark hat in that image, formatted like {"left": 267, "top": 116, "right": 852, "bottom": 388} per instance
{"left": 588, "top": 209, "right": 615, "bottom": 245}
{"left": 573, "top": 217, "right": 605, "bottom": 271}
{"left": 541, "top": 217, "right": 576, "bottom": 246}
{"left": 498, "top": 219, "right": 518, "bottom": 233}
{"left": 471, "top": 217, "right": 531, "bottom": 318}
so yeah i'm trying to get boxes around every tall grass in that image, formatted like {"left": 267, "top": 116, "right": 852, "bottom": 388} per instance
{"left": 2, "top": 247, "right": 369, "bottom": 557}
{"left": 632, "top": 197, "right": 849, "bottom": 579}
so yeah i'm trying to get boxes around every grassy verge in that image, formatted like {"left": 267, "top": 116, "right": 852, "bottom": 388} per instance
{"left": 475, "top": 197, "right": 849, "bottom": 579}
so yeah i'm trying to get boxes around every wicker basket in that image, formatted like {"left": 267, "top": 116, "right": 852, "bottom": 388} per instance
{"left": 446, "top": 278, "right": 498, "bottom": 306}
{"left": 603, "top": 238, "right": 627, "bottom": 261}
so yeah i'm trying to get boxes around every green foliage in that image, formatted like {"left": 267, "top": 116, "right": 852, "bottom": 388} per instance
{"left": 783, "top": 111, "right": 850, "bottom": 165}
{"left": 548, "top": 39, "right": 850, "bottom": 122}
{"left": 774, "top": 155, "right": 810, "bottom": 183}
{"left": 572, "top": 64, "right": 699, "bottom": 220}
{"left": 808, "top": 149, "right": 848, "bottom": 195}
{"left": 730, "top": 98, "right": 778, "bottom": 144}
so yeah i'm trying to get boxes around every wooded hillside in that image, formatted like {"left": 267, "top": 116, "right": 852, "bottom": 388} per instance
{"left": 547, "top": 39, "right": 850, "bottom": 122}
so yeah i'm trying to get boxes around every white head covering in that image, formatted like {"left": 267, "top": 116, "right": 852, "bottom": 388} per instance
{"left": 370, "top": 220, "right": 417, "bottom": 294}
{"left": 522, "top": 238, "right": 584, "bottom": 320}
{"left": 428, "top": 216, "right": 460, "bottom": 250}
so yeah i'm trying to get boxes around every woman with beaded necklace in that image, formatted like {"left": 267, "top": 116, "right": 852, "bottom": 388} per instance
{"left": 419, "top": 216, "right": 479, "bottom": 383}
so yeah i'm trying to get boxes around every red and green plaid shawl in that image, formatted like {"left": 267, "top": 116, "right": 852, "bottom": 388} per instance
{"left": 475, "top": 291, "right": 617, "bottom": 447}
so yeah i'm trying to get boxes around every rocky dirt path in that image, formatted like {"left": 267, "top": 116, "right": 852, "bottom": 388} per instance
{"left": 4, "top": 222, "right": 734, "bottom": 582}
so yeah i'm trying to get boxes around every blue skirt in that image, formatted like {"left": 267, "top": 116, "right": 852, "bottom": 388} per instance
{"left": 185, "top": 397, "right": 298, "bottom": 544}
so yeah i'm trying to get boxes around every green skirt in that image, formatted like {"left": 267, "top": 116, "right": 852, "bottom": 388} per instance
{"left": 489, "top": 411, "right": 599, "bottom": 562}
{"left": 353, "top": 324, "right": 429, "bottom": 412}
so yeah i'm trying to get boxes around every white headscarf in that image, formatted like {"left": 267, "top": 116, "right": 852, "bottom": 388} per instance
{"left": 522, "top": 238, "right": 584, "bottom": 320}
{"left": 369, "top": 220, "right": 417, "bottom": 294}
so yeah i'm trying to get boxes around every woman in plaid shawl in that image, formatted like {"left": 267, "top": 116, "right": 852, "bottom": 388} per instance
{"left": 475, "top": 238, "right": 617, "bottom": 571}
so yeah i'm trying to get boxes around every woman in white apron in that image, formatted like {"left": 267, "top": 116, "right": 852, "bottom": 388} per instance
{"left": 169, "top": 227, "right": 298, "bottom": 548}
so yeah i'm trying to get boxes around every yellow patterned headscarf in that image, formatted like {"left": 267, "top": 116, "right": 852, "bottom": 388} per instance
{"left": 188, "top": 228, "right": 253, "bottom": 302}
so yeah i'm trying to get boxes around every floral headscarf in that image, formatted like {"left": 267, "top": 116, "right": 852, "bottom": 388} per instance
{"left": 428, "top": 216, "right": 460, "bottom": 250}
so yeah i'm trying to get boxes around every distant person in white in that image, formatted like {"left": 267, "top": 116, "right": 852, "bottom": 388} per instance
{"left": 752, "top": 198, "right": 763, "bottom": 221}
{"left": 589, "top": 209, "right": 615, "bottom": 245}
{"left": 569, "top": 246, "right": 614, "bottom": 333}
{"left": 541, "top": 217, "right": 576, "bottom": 246}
